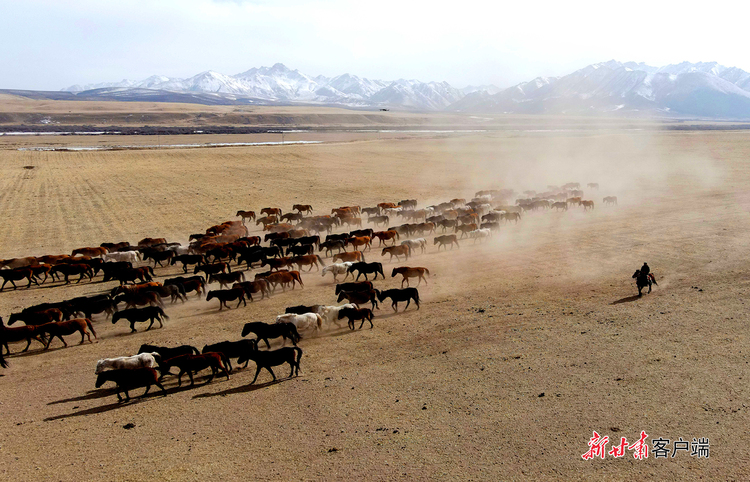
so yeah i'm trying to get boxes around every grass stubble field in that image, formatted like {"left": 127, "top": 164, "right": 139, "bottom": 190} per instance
{"left": 0, "top": 114, "right": 749, "bottom": 480}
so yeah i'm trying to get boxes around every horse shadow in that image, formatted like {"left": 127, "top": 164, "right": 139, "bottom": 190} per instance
{"left": 611, "top": 294, "right": 642, "bottom": 305}
{"left": 43, "top": 392, "right": 166, "bottom": 421}
{"left": 48, "top": 389, "right": 117, "bottom": 405}
{"left": 192, "top": 378, "right": 287, "bottom": 398}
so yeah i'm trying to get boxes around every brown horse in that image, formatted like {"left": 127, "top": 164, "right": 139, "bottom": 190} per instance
{"left": 333, "top": 251, "right": 365, "bottom": 264}
{"left": 236, "top": 210, "right": 256, "bottom": 223}
{"left": 0, "top": 317, "right": 45, "bottom": 354}
{"left": 0, "top": 267, "right": 40, "bottom": 290}
{"left": 49, "top": 263, "right": 94, "bottom": 284}
{"left": 28, "top": 264, "right": 53, "bottom": 284}
{"left": 293, "top": 204, "right": 313, "bottom": 214}
{"left": 37, "top": 319, "right": 97, "bottom": 349}
{"left": 256, "top": 215, "right": 278, "bottom": 228}
{"left": 377, "top": 202, "right": 398, "bottom": 212}
{"left": 290, "top": 255, "right": 326, "bottom": 272}
{"left": 281, "top": 212, "right": 304, "bottom": 223}
{"left": 8, "top": 308, "right": 64, "bottom": 327}
{"left": 382, "top": 245, "right": 410, "bottom": 262}
{"left": 263, "top": 271, "right": 304, "bottom": 292}
{"left": 582, "top": 200, "right": 595, "bottom": 210}
{"left": 138, "top": 237, "right": 167, "bottom": 248}
{"left": 391, "top": 266, "right": 430, "bottom": 287}
{"left": 115, "top": 266, "right": 154, "bottom": 285}
{"left": 72, "top": 246, "right": 107, "bottom": 257}
{"left": 455, "top": 223, "right": 478, "bottom": 239}
{"left": 433, "top": 234, "right": 459, "bottom": 251}
{"left": 346, "top": 235, "right": 372, "bottom": 251}
{"left": 0, "top": 257, "right": 38, "bottom": 269}
{"left": 266, "top": 223, "right": 293, "bottom": 233}
{"left": 233, "top": 280, "right": 271, "bottom": 301}
{"left": 261, "top": 207, "right": 282, "bottom": 218}
{"left": 373, "top": 230, "right": 399, "bottom": 246}
{"left": 340, "top": 216, "right": 362, "bottom": 228}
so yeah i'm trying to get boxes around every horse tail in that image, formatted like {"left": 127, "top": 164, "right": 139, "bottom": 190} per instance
{"left": 293, "top": 346, "right": 303, "bottom": 371}
{"left": 159, "top": 306, "right": 170, "bottom": 319}
{"left": 316, "top": 255, "right": 326, "bottom": 267}
{"left": 425, "top": 268, "right": 431, "bottom": 276}
{"left": 315, "top": 314, "right": 323, "bottom": 331}
{"left": 86, "top": 318, "right": 98, "bottom": 339}
{"left": 360, "top": 251, "right": 366, "bottom": 263}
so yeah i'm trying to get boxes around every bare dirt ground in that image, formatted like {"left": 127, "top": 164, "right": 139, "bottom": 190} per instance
{"left": 0, "top": 127, "right": 749, "bottom": 481}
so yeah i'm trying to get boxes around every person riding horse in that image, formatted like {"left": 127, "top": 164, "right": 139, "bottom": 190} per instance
{"left": 633, "top": 262, "right": 657, "bottom": 296}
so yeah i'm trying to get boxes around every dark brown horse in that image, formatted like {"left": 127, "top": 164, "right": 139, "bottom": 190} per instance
{"left": 293, "top": 204, "right": 313, "bottom": 214}
{"left": 0, "top": 267, "right": 40, "bottom": 290}
{"left": 0, "top": 317, "right": 45, "bottom": 354}
{"left": 236, "top": 210, "right": 256, "bottom": 223}
{"left": 37, "top": 319, "right": 97, "bottom": 349}
{"left": 381, "top": 245, "right": 410, "bottom": 262}
{"left": 160, "top": 353, "right": 230, "bottom": 386}
{"left": 206, "top": 288, "right": 247, "bottom": 310}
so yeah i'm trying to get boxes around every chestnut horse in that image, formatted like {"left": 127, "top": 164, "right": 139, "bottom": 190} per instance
{"left": 455, "top": 223, "right": 478, "bottom": 238}
{"left": 373, "top": 230, "right": 399, "bottom": 246}
{"left": 261, "top": 207, "right": 283, "bottom": 217}
{"left": 261, "top": 271, "right": 304, "bottom": 292}
{"left": 381, "top": 245, "right": 410, "bottom": 262}
{"left": 37, "top": 318, "right": 97, "bottom": 349}
{"left": 236, "top": 210, "right": 256, "bottom": 223}
{"left": 291, "top": 255, "right": 326, "bottom": 272}
{"left": 0, "top": 317, "right": 45, "bottom": 354}
{"left": 72, "top": 246, "right": 108, "bottom": 257}
{"left": 256, "top": 215, "right": 278, "bottom": 228}
{"left": 346, "top": 236, "right": 372, "bottom": 251}
{"left": 391, "top": 266, "right": 430, "bottom": 287}
{"left": 333, "top": 251, "right": 365, "bottom": 264}
{"left": 293, "top": 204, "right": 313, "bottom": 214}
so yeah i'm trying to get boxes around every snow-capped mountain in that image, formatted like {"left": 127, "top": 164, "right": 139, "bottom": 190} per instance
{"left": 62, "top": 63, "right": 462, "bottom": 110}
{"left": 448, "top": 60, "right": 750, "bottom": 118}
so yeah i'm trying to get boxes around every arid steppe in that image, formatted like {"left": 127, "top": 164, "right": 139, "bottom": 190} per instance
{"left": 0, "top": 123, "right": 749, "bottom": 480}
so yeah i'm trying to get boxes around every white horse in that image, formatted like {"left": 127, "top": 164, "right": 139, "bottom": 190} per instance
{"left": 276, "top": 313, "right": 323, "bottom": 334}
{"left": 468, "top": 228, "right": 492, "bottom": 243}
{"left": 401, "top": 238, "right": 427, "bottom": 254}
{"left": 319, "top": 303, "right": 357, "bottom": 326}
{"left": 103, "top": 251, "right": 141, "bottom": 264}
{"left": 321, "top": 262, "right": 353, "bottom": 281}
{"left": 95, "top": 352, "right": 160, "bottom": 374}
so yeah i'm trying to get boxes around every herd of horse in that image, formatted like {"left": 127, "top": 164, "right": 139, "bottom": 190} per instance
{"left": 0, "top": 182, "right": 616, "bottom": 401}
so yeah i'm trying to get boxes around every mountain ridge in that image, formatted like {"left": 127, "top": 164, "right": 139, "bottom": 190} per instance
{"left": 61, "top": 60, "right": 750, "bottom": 118}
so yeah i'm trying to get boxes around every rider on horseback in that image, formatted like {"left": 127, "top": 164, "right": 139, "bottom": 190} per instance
{"left": 633, "top": 262, "right": 657, "bottom": 296}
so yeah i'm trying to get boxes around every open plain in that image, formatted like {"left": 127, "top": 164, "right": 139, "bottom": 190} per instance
{"left": 0, "top": 113, "right": 749, "bottom": 480}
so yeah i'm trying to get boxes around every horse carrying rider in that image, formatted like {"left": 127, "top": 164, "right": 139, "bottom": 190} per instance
{"left": 633, "top": 262, "right": 656, "bottom": 295}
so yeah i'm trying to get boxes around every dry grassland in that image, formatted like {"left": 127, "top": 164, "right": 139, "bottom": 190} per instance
{"left": 0, "top": 128, "right": 749, "bottom": 480}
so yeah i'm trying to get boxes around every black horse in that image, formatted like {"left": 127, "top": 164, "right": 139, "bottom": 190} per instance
{"left": 632, "top": 270, "right": 658, "bottom": 296}
{"left": 236, "top": 342, "right": 303, "bottom": 384}
{"left": 376, "top": 288, "right": 420, "bottom": 312}
{"left": 112, "top": 306, "right": 169, "bottom": 332}
{"left": 241, "top": 321, "right": 301, "bottom": 348}
{"left": 346, "top": 262, "right": 385, "bottom": 281}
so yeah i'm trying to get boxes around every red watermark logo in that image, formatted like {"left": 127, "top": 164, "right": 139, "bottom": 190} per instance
{"left": 582, "top": 431, "right": 709, "bottom": 460}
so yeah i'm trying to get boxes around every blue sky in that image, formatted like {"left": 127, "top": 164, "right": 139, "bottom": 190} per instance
{"left": 1, "top": 0, "right": 747, "bottom": 90}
